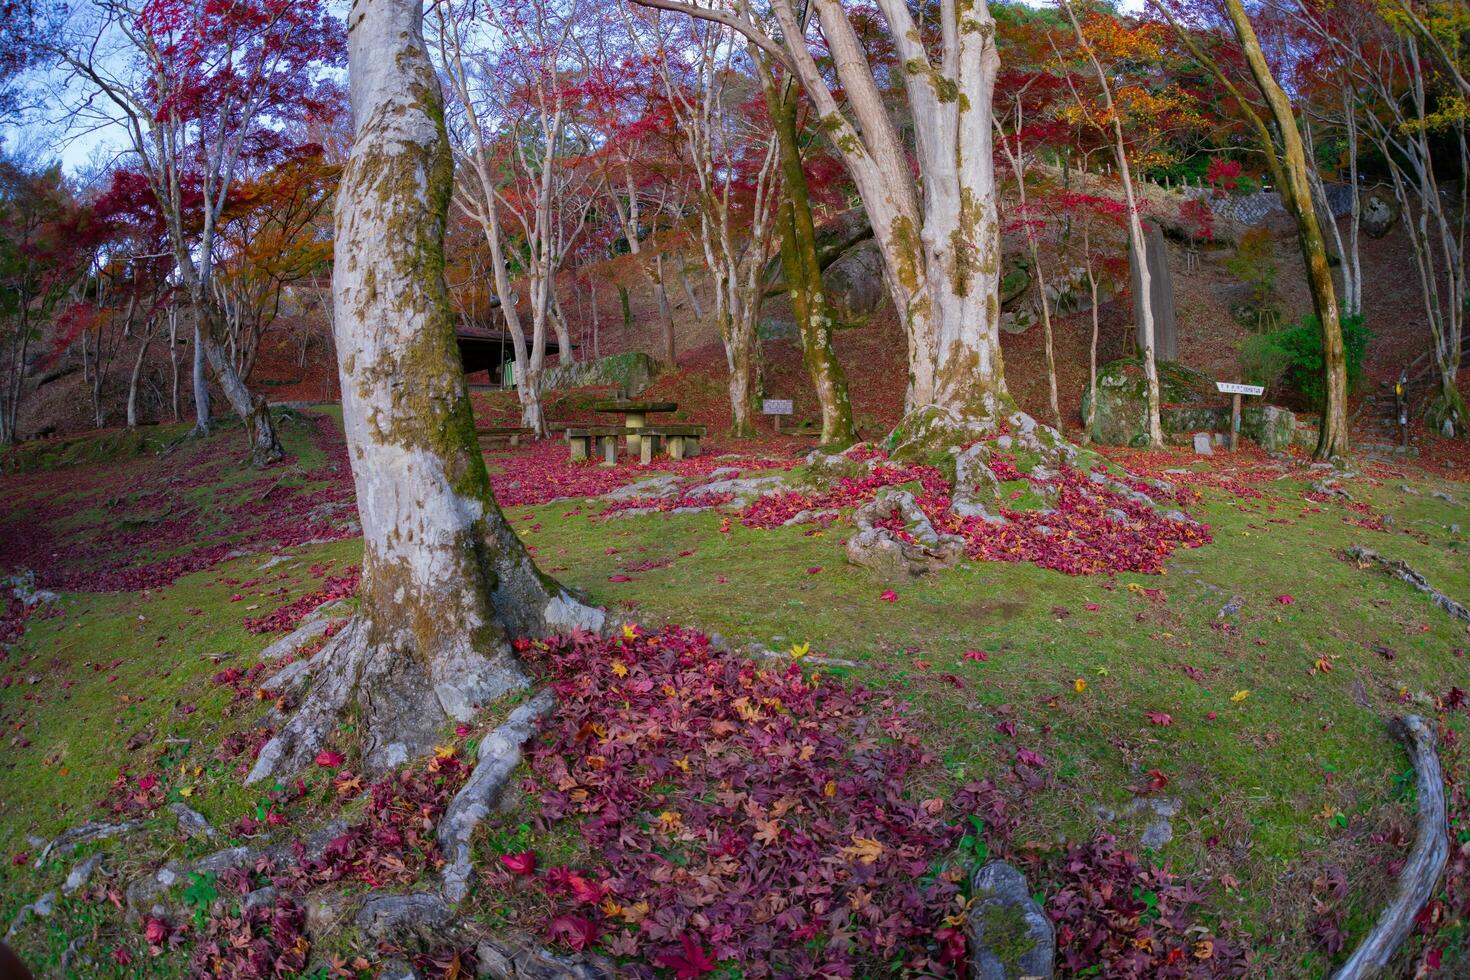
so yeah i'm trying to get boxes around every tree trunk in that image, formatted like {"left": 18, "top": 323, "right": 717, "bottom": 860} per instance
{"left": 126, "top": 325, "right": 153, "bottom": 429}
{"left": 198, "top": 313, "right": 283, "bottom": 466}
{"left": 654, "top": 252, "right": 676, "bottom": 369}
{"left": 1084, "top": 263, "right": 1101, "bottom": 445}
{"left": 1223, "top": 0, "right": 1348, "bottom": 458}
{"left": 191, "top": 318, "right": 211, "bottom": 437}
{"left": 723, "top": 311, "right": 757, "bottom": 438}
{"left": 1063, "top": 0, "right": 1162, "bottom": 448}
{"left": 762, "top": 64, "right": 857, "bottom": 449}
{"left": 168, "top": 306, "right": 181, "bottom": 423}
{"left": 250, "top": 0, "right": 599, "bottom": 784}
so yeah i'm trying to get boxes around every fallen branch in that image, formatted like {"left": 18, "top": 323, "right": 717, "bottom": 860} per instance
{"left": 1331, "top": 715, "right": 1449, "bottom": 979}
{"left": 1342, "top": 546, "right": 1470, "bottom": 625}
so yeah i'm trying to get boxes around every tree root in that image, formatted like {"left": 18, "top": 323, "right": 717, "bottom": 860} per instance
{"left": 439, "top": 689, "right": 557, "bottom": 902}
{"left": 247, "top": 588, "right": 605, "bottom": 785}
{"left": 1331, "top": 715, "right": 1448, "bottom": 979}
{"left": 1343, "top": 546, "right": 1470, "bottom": 624}
{"left": 247, "top": 618, "right": 531, "bottom": 783}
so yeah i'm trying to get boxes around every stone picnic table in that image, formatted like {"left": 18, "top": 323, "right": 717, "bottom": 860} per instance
{"left": 589, "top": 400, "right": 678, "bottom": 453}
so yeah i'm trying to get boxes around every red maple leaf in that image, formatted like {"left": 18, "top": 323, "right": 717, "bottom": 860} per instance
{"left": 655, "top": 933, "right": 719, "bottom": 978}
{"left": 500, "top": 852, "right": 537, "bottom": 876}
{"left": 1147, "top": 711, "right": 1174, "bottom": 726}
{"left": 548, "top": 914, "right": 597, "bottom": 951}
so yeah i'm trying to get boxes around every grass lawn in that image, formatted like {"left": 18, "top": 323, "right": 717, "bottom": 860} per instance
{"left": 2, "top": 410, "right": 1468, "bottom": 976}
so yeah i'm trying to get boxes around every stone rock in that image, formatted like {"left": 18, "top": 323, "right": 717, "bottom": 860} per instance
{"left": 965, "top": 862, "right": 1055, "bottom": 980}
{"left": 379, "top": 957, "right": 421, "bottom": 980}
{"left": 1128, "top": 796, "right": 1182, "bottom": 850}
{"left": 170, "top": 802, "right": 215, "bottom": 840}
{"left": 355, "top": 893, "right": 454, "bottom": 948}
{"left": 440, "top": 690, "right": 558, "bottom": 903}
{"left": 540, "top": 352, "right": 658, "bottom": 395}
{"left": 126, "top": 860, "right": 189, "bottom": 917}
{"left": 603, "top": 475, "right": 683, "bottom": 502}
{"left": 63, "top": 853, "right": 104, "bottom": 895}
{"left": 242, "top": 886, "right": 278, "bottom": 911}
{"left": 1082, "top": 359, "right": 1215, "bottom": 446}
{"left": 1241, "top": 405, "right": 1298, "bottom": 452}
{"left": 475, "top": 935, "right": 619, "bottom": 979}
{"left": 6, "top": 891, "right": 58, "bottom": 941}
{"left": 690, "top": 474, "right": 789, "bottom": 506}
{"left": 822, "top": 239, "right": 887, "bottom": 326}
{"left": 1192, "top": 432, "right": 1214, "bottom": 456}
{"left": 1361, "top": 187, "right": 1399, "bottom": 239}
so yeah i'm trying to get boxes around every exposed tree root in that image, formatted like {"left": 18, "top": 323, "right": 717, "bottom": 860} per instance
{"left": 439, "top": 689, "right": 557, "bottom": 902}
{"left": 1343, "top": 546, "right": 1470, "bottom": 624}
{"left": 1332, "top": 716, "right": 1448, "bottom": 979}
{"left": 247, "top": 582, "right": 604, "bottom": 785}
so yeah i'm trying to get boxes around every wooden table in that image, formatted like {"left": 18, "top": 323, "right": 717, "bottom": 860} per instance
{"left": 590, "top": 400, "right": 677, "bottom": 454}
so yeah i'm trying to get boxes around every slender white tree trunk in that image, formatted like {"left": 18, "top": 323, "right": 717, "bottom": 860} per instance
{"left": 251, "top": 0, "right": 599, "bottom": 783}
{"left": 191, "top": 318, "right": 211, "bottom": 436}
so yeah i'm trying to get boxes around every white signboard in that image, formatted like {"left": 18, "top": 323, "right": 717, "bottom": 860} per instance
{"left": 762, "top": 399, "right": 794, "bottom": 415}
{"left": 1216, "top": 382, "right": 1264, "bottom": 396}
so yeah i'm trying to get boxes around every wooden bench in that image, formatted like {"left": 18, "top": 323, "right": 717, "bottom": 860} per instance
{"left": 566, "top": 426, "right": 633, "bottom": 466}
{"left": 476, "top": 425, "right": 533, "bottom": 448}
{"left": 637, "top": 424, "right": 707, "bottom": 462}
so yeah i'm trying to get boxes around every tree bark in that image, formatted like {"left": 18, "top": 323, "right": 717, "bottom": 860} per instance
{"left": 1222, "top": 0, "right": 1348, "bottom": 458}
{"left": 191, "top": 318, "right": 211, "bottom": 437}
{"left": 1063, "top": 0, "right": 1163, "bottom": 449}
{"left": 250, "top": 0, "right": 601, "bottom": 783}
{"left": 126, "top": 322, "right": 154, "bottom": 429}
{"left": 760, "top": 60, "right": 857, "bottom": 449}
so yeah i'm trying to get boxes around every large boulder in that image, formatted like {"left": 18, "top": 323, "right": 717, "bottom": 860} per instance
{"left": 1361, "top": 187, "right": 1399, "bottom": 239}
{"left": 540, "top": 352, "right": 658, "bottom": 395}
{"left": 821, "top": 239, "right": 887, "bottom": 327}
{"left": 1082, "top": 359, "right": 1215, "bottom": 447}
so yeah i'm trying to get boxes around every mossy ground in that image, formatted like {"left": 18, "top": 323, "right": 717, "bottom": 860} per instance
{"left": 2, "top": 414, "right": 1469, "bottom": 976}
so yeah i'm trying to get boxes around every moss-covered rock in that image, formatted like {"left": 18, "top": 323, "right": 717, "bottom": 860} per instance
{"left": 1081, "top": 359, "right": 1216, "bottom": 446}
{"left": 1241, "top": 404, "right": 1299, "bottom": 452}
{"left": 540, "top": 352, "right": 658, "bottom": 396}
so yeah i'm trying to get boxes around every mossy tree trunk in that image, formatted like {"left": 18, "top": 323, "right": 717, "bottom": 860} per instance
{"left": 1158, "top": 0, "right": 1349, "bottom": 457}
{"left": 249, "top": 0, "right": 600, "bottom": 783}
{"left": 1220, "top": 0, "right": 1348, "bottom": 457}
{"left": 632, "top": 0, "right": 1015, "bottom": 453}
{"left": 758, "top": 55, "right": 857, "bottom": 450}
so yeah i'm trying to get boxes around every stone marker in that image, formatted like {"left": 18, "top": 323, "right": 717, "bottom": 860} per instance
{"left": 1193, "top": 432, "right": 1214, "bottom": 456}
{"left": 965, "top": 861, "right": 1055, "bottom": 980}
{"left": 1129, "top": 221, "right": 1178, "bottom": 362}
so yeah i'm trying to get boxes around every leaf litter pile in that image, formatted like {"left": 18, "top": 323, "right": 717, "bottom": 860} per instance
{"left": 458, "top": 625, "right": 1251, "bottom": 978}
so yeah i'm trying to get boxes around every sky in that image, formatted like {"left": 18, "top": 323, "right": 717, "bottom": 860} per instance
{"left": 1, "top": 0, "right": 1145, "bottom": 177}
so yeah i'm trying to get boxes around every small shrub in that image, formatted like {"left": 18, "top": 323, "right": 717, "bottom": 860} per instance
{"left": 1237, "top": 333, "right": 1293, "bottom": 395}
{"left": 1247, "top": 313, "right": 1369, "bottom": 410}
{"left": 1226, "top": 227, "right": 1279, "bottom": 322}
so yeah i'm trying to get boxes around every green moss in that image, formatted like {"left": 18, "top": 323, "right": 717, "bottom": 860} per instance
{"left": 978, "top": 901, "right": 1038, "bottom": 971}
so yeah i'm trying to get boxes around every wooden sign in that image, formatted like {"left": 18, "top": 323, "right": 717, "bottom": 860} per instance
{"left": 1215, "top": 381, "right": 1263, "bottom": 451}
{"left": 762, "top": 399, "right": 793, "bottom": 415}
{"left": 1215, "top": 381, "right": 1264, "bottom": 396}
